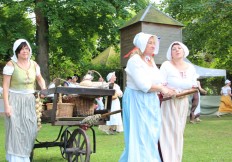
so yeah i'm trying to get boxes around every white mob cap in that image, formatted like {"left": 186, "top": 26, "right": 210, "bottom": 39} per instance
{"left": 225, "top": 79, "right": 231, "bottom": 84}
{"left": 11, "top": 39, "right": 32, "bottom": 62}
{"left": 106, "top": 72, "right": 115, "bottom": 82}
{"left": 133, "top": 32, "right": 160, "bottom": 55}
{"left": 166, "top": 41, "right": 189, "bottom": 60}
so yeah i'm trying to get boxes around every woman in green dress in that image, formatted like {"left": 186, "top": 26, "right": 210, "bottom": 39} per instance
{"left": 3, "top": 39, "right": 46, "bottom": 162}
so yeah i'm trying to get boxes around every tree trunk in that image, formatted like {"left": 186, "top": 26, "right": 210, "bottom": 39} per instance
{"left": 35, "top": 0, "right": 50, "bottom": 87}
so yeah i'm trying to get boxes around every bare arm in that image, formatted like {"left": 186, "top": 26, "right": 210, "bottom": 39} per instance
{"left": 227, "top": 88, "right": 232, "bottom": 96}
{"left": 34, "top": 61, "right": 46, "bottom": 90}
{"left": 36, "top": 74, "right": 46, "bottom": 90}
{"left": 3, "top": 75, "right": 12, "bottom": 117}
{"left": 197, "top": 81, "right": 207, "bottom": 94}
{"left": 3, "top": 61, "right": 14, "bottom": 117}
{"left": 220, "top": 89, "right": 223, "bottom": 95}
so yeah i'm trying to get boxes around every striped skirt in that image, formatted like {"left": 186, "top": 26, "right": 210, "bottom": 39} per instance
{"left": 5, "top": 92, "right": 37, "bottom": 158}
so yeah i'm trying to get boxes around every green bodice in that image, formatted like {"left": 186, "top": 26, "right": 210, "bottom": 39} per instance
{"left": 10, "top": 60, "right": 36, "bottom": 91}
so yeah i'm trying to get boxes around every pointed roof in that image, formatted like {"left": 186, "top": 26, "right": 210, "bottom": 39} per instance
{"left": 91, "top": 46, "right": 118, "bottom": 65}
{"left": 120, "top": 4, "right": 184, "bottom": 29}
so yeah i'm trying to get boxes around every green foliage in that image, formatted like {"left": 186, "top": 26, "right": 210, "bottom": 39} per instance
{"left": 0, "top": 0, "right": 149, "bottom": 81}
{"left": 161, "top": 0, "right": 232, "bottom": 70}
{"left": 200, "top": 77, "right": 225, "bottom": 95}
{"left": 106, "top": 53, "right": 121, "bottom": 69}
{"left": 0, "top": 1, "right": 35, "bottom": 61}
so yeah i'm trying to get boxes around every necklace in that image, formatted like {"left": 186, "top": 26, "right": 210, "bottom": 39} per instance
{"left": 141, "top": 55, "right": 154, "bottom": 67}
{"left": 145, "top": 56, "right": 151, "bottom": 63}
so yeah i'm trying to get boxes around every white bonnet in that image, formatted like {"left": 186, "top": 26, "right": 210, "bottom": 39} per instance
{"left": 225, "top": 79, "right": 231, "bottom": 84}
{"left": 133, "top": 32, "right": 159, "bottom": 55}
{"left": 11, "top": 39, "right": 32, "bottom": 62}
{"left": 166, "top": 41, "right": 189, "bottom": 60}
{"left": 106, "top": 72, "right": 115, "bottom": 82}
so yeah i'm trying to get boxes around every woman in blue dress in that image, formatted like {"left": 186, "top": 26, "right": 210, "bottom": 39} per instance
{"left": 119, "top": 32, "right": 175, "bottom": 162}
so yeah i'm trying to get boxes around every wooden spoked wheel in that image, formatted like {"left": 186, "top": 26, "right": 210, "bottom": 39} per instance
{"left": 60, "top": 129, "right": 72, "bottom": 159}
{"left": 66, "top": 128, "right": 91, "bottom": 162}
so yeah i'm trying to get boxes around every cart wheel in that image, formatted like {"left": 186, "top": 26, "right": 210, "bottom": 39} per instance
{"left": 66, "top": 128, "right": 91, "bottom": 162}
{"left": 60, "top": 129, "right": 72, "bottom": 159}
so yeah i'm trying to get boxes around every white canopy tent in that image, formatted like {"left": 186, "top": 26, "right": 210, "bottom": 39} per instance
{"left": 193, "top": 64, "right": 226, "bottom": 79}
{"left": 185, "top": 59, "right": 227, "bottom": 79}
{"left": 184, "top": 59, "right": 226, "bottom": 116}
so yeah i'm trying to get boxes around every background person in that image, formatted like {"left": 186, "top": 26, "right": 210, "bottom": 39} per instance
{"left": 73, "top": 74, "right": 80, "bottom": 83}
{"left": 3, "top": 39, "right": 46, "bottom": 162}
{"left": 95, "top": 97, "right": 105, "bottom": 110}
{"left": 63, "top": 76, "right": 72, "bottom": 87}
{"left": 189, "top": 75, "right": 208, "bottom": 123}
{"left": 69, "top": 76, "right": 79, "bottom": 87}
{"left": 190, "top": 79, "right": 207, "bottom": 123}
{"left": 217, "top": 79, "right": 232, "bottom": 117}
{"left": 159, "top": 41, "right": 197, "bottom": 162}
{"left": 95, "top": 77, "right": 105, "bottom": 110}
{"left": 119, "top": 32, "right": 175, "bottom": 162}
{"left": 106, "top": 72, "right": 123, "bottom": 133}
{"left": 98, "top": 72, "right": 123, "bottom": 134}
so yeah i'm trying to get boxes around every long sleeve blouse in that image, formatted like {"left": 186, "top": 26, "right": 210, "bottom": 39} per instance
{"left": 160, "top": 61, "right": 197, "bottom": 92}
{"left": 125, "top": 54, "right": 164, "bottom": 93}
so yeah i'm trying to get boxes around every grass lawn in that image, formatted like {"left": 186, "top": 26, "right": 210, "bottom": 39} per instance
{"left": 0, "top": 114, "right": 232, "bottom": 162}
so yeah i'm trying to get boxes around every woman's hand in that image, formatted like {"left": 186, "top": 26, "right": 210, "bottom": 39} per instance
{"left": 161, "top": 87, "right": 177, "bottom": 98}
{"left": 112, "top": 92, "right": 118, "bottom": 100}
{"left": 4, "top": 105, "right": 12, "bottom": 117}
{"left": 199, "top": 89, "right": 207, "bottom": 95}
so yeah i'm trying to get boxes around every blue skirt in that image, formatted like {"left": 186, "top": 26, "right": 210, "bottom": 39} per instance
{"left": 119, "top": 87, "right": 161, "bottom": 162}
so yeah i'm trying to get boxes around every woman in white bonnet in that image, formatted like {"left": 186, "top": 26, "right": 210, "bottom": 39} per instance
{"left": 159, "top": 41, "right": 198, "bottom": 162}
{"left": 98, "top": 72, "right": 123, "bottom": 134}
{"left": 106, "top": 72, "right": 123, "bottom": 133}
{"left": 119, "top": 32, "right": 175, "bottom": 162}
{"left": 217, "top": 79, "right": 232, "bottom": 117}
{"left": 3, "top": 39, "right": 46, "bottom": 162}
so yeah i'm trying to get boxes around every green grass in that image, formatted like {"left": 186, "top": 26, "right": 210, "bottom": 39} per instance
{"left": 0, "top": 115, "right": 232, "bottom": 162}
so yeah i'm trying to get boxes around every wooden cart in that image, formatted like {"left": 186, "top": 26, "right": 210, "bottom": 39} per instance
{"left": 32, "top": 86, "right": 115, "bottom": 162}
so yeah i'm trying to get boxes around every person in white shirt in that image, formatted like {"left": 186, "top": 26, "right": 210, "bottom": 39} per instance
{"left": 119, "top": 32, "right": 175, "bottom": 162}
{"left": 159, "top": 41, "right": 197, "bottom": 162}
{"left": 217, "top": 79, "right": 232, "bottom": 117}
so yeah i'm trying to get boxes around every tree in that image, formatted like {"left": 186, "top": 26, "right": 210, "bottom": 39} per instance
{"left": 0, "top": 0, "right": 150, "bottom": 85}
{"left": 35, "top": 0, "right": 50, "bottom": 85}
{"left": 160, "top": 0, "right": 232, "bottom": 71}
{"left": 0, "top": 1, "right": 35, "bottom": 61}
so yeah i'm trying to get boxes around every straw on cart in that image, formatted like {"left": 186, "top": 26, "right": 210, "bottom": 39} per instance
{"left": 81, "top": 110, "right": 122, "bottom": 125}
